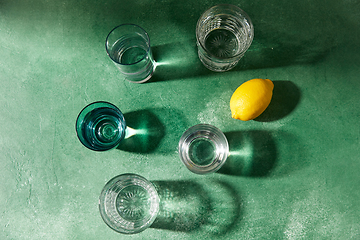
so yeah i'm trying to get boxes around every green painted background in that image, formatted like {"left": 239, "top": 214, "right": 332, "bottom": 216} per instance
{"left": 1, "top": 0, "right": 360, "bottom": 239}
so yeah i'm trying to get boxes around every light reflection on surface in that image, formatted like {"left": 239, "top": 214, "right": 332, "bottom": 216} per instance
{"left": 124, "top": 127, "right": 147, "bottom": 139}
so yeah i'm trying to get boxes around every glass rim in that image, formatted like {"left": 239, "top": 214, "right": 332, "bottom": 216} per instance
{"left": 75, "top": 101, "right": 126, "bottom": 151}
{"left": 99, "top": 173, "right": 160, "bottom": 234}
{"left": 105, "top": 23, "right": 151, "bottom": 66}
{"left": 196, "top": 4, "right": 254, "bottom": 60}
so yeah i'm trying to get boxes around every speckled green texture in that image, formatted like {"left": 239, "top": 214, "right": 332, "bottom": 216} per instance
{"left": 1, "top": 0, "right": 360, "bottom": 239}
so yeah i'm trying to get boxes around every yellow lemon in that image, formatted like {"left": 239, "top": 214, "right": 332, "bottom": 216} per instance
{"left": 230, "top": 78, "right": 274, "bottom": 121}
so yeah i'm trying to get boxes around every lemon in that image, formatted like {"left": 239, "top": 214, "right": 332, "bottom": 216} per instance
{"left": 230, "top": 78, "right": 274, "bottom": 121}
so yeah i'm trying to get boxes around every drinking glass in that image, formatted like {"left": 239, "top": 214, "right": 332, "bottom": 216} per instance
{"left": 196, "top": 4, "right": 254, "bottom": 72}
{"left": 75, "top": 101, "right": 126, "bottom": 151}
{"left": 178, "top": 124, "right": 229, "bottom": 174}
{"left": 99, "top": 174, "right": 160, "bottom": 234}
{"left": 106, "top": 24, "right": 155, "bottom": 83}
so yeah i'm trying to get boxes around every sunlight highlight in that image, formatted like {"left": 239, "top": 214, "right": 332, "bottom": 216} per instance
{"left": 154, "top": 58, "right": 183, "bottom": 67}
{"left": 228, "top": 141, "right": 253, "bottom": 158}
{"left": 124, "top": 127, "right": 147, "bottom": 139}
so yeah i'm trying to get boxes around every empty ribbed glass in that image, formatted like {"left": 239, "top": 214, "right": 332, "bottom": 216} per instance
{"left": 196, "top": 4, "right": 254, "bottom": 72}
{"left": 99, "top": 174, "right": 159, "bottom": 234}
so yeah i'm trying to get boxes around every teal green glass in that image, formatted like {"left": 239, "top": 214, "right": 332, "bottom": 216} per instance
{"left": 75, "top": 101, "right": 126, "bottom": 151}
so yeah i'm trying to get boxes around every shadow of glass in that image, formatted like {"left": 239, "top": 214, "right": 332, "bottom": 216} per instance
{"left": 218, "top": 130, "right": 309, "bottom": 178}
{"left": 255, "top": 81, "right": 301, "bottom": 122}
{"left": 117, "top": 107, "right": 188, "bottom": 154}
{"left": 144, "top": 107, "right": 188, "bottom": 155}
{"left": 218, "top": 130, "right": 277, "bottom": 177}
{"left": 150, "top": 180, "right": 211, "bottom": 232}
{"left": 267, "top": 130, "right": 309, "bottom": 178}
{"left": 149, "top": 39, "right": 211, "bottom": 82}
{"left": 235, "top": 37, "right": 332, "bottom": 72}
{"left": 116, "top": 109, "right": 165, "bottom": 153}
{"left": 231, "top": 0, "right": 346, "bottom": 72}
{"left": 150, "top": 179, "right": 242, "bottom": 235}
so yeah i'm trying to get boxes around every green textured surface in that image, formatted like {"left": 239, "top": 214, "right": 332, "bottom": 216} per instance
{"left": 1, "top": 0, "right": 360, "bottom": 239}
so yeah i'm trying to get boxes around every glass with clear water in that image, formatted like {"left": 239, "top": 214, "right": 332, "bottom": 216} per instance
{"left": 106, "top": 24, "right": 155, "bottom": 83}
{"left": 99, "top": 174, "right": 159, "bottom": 234}
{"left": 76, "top": 101, "right": 126, "bottom": 151}
{"left": 196, "top": 4, "right": 254, "bottom": 72}
{"left": 178, "top": 124, "right": 229, "bottom": 174}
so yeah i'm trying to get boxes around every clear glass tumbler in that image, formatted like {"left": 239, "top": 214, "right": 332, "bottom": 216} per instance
{"left": 106, "top": 24, "right": 155, "bottom": 83}
{"left": 75, "top": 101, "right": 126, "bottom": 151}
{"left": 99, "top": 174, "right": 160, "bottom": 234}
{"left": 196, "top": 4, "right": 254, "bottom": 72}
{"left": 178, "top": 124, "right": 229, "bottom": 174}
